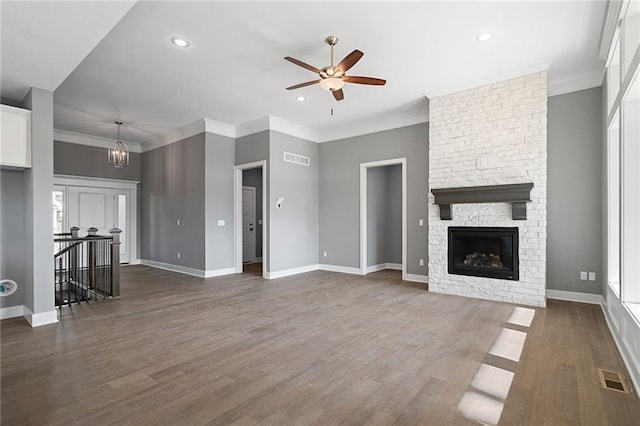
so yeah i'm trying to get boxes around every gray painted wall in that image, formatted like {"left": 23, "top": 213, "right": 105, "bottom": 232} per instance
{"left": 367, "top": 167, "right": 387, "bottom": 266}
{"left": 141, "top": 134, "right": 206, "bottom": 270}
{"left": 319, "top": 123, "right": 429, "bottom": 275}
{"left": 0, "top": 170, "right": 26, "bottom": 308}
{"left": 547, "top": 87, "right": 603, "bottom": 294}
{"left": 243, "top": 167, "right": 263, "bottom": 259}
{"left": 23, "top": 88, "right": 55, "bottom": 316}
{"left": 236, "top": 131, "right": 269, "bottom": 269}
{"left": 385, "top": 164, "right": 402, "bottom": 264}
{"left": 204, "top": 132, "right": 235, "bottom": 271}
{"left": 54, "top": 141, "right": 141, "bottom": 181}
{"left": 269, "top": 130, "right": 319, "bottom": 272}
{"left": 366, "top": 165, "right": 402, "bottom": 266}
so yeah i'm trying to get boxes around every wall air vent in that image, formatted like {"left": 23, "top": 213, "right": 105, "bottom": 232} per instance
{"left": 283, "top": 151, "right": 310, "bottom": 167}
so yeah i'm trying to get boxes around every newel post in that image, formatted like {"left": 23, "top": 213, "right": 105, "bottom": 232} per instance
{"left": 110, "top": 228, "right": 122, "bottom": 298}
{"left": 70, "top": 226, "right": 79, "bottom": 238}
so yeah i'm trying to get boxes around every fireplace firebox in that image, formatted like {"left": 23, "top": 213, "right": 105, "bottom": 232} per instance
{"left": 448, "top": 227, "right": 519, "bottom": 280}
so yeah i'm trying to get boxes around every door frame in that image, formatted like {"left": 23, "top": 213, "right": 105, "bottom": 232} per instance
{"left": 359, "top": 158, "right": 407, "bottom": 279}
{"left": 54, "top": 174, "right": 139, "bottom": 264}
{"left": 234, "top": 161, "right": 267, "bottom": 277}
{"left": 242, "top": 186, "right": 257, "bottom": 263}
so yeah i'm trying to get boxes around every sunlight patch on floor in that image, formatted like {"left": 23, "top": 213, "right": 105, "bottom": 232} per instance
{"left": 458, "top": 306, "right": 536, "bottom": 425}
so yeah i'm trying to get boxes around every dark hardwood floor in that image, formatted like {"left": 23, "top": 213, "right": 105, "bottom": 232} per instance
{"left": 2, "top": 266, "right": 639, "bottom": 425}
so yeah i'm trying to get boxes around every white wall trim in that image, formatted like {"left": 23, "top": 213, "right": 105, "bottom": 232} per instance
{"left": 54, "top": 129, "right": 142, "bottom": 153}
{"left": 235, "top": 116, "right": 271, "bottom": 139}
{"left": 405, "top": 273, "right": 429, "bottom": 284}
{"left": 546, "top": 289, "right": 604, "bottom": 305}
{"left": 424, "top": 63, "right": 550, "bottom": 99}
{"left": 366, "top": 263, "right": 403, "bottom": 273}
{"left": 318, "top": 264, "right": 362, "bottom": 275}
{"left": 547, "top": 72, "right": 604, "bottom": 97}
{"left": 203, "top": 118, "right": 236, "bottom": 138}
{"left": 141, "top": 259, "right": 206, "bottom": 278}
{"left": 601, "top": 299, "right": 640, "bottom": 395}
{"left": 269, "top": 116, "right": 319, "bottom": 142}
{"left": 54, "top": 174, "right": 139, "bottom": 189}
{"left": 265, "top": 264, "right": 319, "bottom": 280}
{"left": 204, "top": 267, "right": 237, "bottom": 278}
{"left": 360, "top": 157, "right": 408, "bottom": 280}
{"left": 0, "top": 305, "right": 25, "bottom": 320}
{"left": 234, "top": 161, "right": 268, "bottom": 278}
{"left": 25, "top": 308, "right": 58, "bottom": 327}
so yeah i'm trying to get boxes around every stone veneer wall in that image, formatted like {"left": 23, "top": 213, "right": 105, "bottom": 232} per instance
{"left": 428, "top": 72, "right": 547, "bottom": 307}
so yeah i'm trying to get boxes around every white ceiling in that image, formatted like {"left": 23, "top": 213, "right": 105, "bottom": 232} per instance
{"left": 2, "top": 1, "right": 607, "bottom": 147}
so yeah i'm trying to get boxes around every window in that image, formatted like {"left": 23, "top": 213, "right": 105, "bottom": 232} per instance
{"left": 607, "top": 111, "right": 620, "bottom": 296}
{"left": 608, "top": 36, "right": 621, "bottom": 113}
{"left": 621, "top": 67, "right": 640, "bottom": 304}
{"left": 622, "top": 2, "right": 640, "bottom": 78}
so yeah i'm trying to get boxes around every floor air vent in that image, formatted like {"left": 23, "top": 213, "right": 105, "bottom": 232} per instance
{"left": 283, "top": 151, "right": 310, "bottom": 167}
{"left": 598, "top": 369, "right": 630, "bottom": 394}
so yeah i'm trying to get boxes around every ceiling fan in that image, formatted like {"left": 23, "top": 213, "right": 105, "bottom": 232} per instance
{"left": 285, "top": 36, "right": 386, "bottom": 101}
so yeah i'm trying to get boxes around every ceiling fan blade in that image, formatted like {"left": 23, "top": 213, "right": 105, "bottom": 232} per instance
{"left": 343, "top": 76, "right": 386, "bottom": 86}
{"left": 284, "top": 56, "right": 321, "bottom": 74}
{"left": 332, "top": 88, "right": 344, "bottom": 101}
{"left": 286, "top": 79, "right": 321, "bottom": 90}
{"left": 336, "top": 50, "right": 364, "bottom": 73}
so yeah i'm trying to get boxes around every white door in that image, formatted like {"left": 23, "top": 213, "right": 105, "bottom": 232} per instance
{"left": 242, "top": 186, "right": 256, "bottom": 263}
{"left": 68, "top": 186, "right": 130, "bottom": 264}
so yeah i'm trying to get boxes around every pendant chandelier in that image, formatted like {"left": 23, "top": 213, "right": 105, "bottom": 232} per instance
{"left": 108, "top": 121, "right": 129, "bottom": 168}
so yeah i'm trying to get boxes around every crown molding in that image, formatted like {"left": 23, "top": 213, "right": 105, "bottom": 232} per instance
{"left": 269, "top": 116, "right": 319, "bottom": 142}
{"left": 318, "top": 106, "right": 428, "bottom": 143}
{"left": 53, "top": 129, "right": 142, "bottom": 153}
{"left": 235, "top": 116, "right": 271, "bottom": 139}
{"left": 547, "top": 71, "right": 604, "bottom": 97}
{"left": 203, "top": 118, "right": 235, "bottom": 139}
{"left": 424, "top": 63, "right": 550, "bottom": 99}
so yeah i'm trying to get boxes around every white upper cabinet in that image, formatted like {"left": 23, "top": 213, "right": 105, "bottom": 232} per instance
{"left": 0, "top": 104, "right": 31, "bottom": 169}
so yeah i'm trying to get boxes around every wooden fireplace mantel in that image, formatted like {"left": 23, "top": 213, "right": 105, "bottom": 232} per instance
{"left": 431, "top": 183, "right": 534, "bottom": 220}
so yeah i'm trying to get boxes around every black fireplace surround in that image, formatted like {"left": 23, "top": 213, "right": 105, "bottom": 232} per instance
{"left": 448, "top": 227, "right": 519, "bottom": 281}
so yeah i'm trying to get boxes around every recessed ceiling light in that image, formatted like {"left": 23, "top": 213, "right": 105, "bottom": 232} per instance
{"left": 476, "top": 32, "right": 492, "bottom": 42}
{"left": 171, "top": 37, "right": 190, "bottom": 48}
{"left": 295, "top": 95, "right": 307, "bottom": 102}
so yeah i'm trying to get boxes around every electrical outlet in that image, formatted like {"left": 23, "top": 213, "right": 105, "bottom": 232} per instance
{"left": 176, "top": 219, "right": 181, "bottom": 226}
{"left": 217, "top": 219, "right": 225, "bottom": 226}
{"left": 419, "top": 259, "right": 424, "bottom": 266}
{"left": 177, "top": 252, "right": 181, "bottom": 259}
{"left": 419, "top": 219, "right": 424, "bottom": 226}
{"left": 323, "top": 251, "right": 327, "bottom": 257}
{"left": 588, "top": 272, "right": 596, "bottom": 281}
{"left": 580, "top": 271, "right": 588, "bottom": 280}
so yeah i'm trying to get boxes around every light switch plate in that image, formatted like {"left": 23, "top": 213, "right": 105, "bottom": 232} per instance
{"left": 588, "top": 272, "right": 596, "bottom": 281}
{"left": 580, "top": 271, "right": 588, "bottom": 280}
{"left": 419, "top": 219, "right": 424, "bottom": 226}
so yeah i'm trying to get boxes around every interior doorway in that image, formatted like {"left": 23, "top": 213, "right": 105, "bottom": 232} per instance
{"left": 234, "top": 161, "right": 267, "bottom": 277}
{"left": 360, "top": 158, "right": 407, "bottom": 279}
{"left": 53, "top": 176, "right": 138, "bottom": 264}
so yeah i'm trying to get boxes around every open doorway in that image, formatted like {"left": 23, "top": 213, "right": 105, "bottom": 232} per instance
{"left": 360, "top": 158, "right": 407, "bottom": 279}
{"left": 234, "top": 161, "right": 267, "bottom": 277}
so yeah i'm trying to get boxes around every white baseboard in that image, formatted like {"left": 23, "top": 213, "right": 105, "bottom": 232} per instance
{"left": 318, "top": 264, "right": 362, "bottom": 275}
{"left": 141, "top": 259, "right": 235, "bottom": 279}
{"left": 0, "top": 305, "right": 25, "bottom": 320}
{"left": 265, "top": 264, "right": 319, "bottom": 280}
{"left": 600, "top": 302, "right": 640, "bottom": 395}
{"left": 546, "top": 289, "right": 604, "bottom": 305}
{"left": 204, "top": 267, "right": 236, "bottom": 278}
{"left": 141, "top": 259, "right": 206, "bottom": 277}
{"left": 25, "top": 308, "right": 58, "bottom": 327}
{"left": 126, "top": 259, "right": 142, "bottom": 265}
{"left": 366, "top": 263, "right": 403, "bottom": 273}
{"left": 405, "top": 273, "right": 429, "bottom": 284}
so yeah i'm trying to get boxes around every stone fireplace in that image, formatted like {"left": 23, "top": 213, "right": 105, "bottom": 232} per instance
{"left": 428, "top": 72, "right": 547, "bottom": 307}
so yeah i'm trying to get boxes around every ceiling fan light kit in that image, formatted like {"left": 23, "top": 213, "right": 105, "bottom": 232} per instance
{"left": 285, "top": 35, "right": 386, "bottom": 101}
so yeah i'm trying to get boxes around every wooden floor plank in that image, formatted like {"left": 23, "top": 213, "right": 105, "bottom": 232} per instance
{"left": 2, "top": 266, "right": 639, "bottom": 425}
